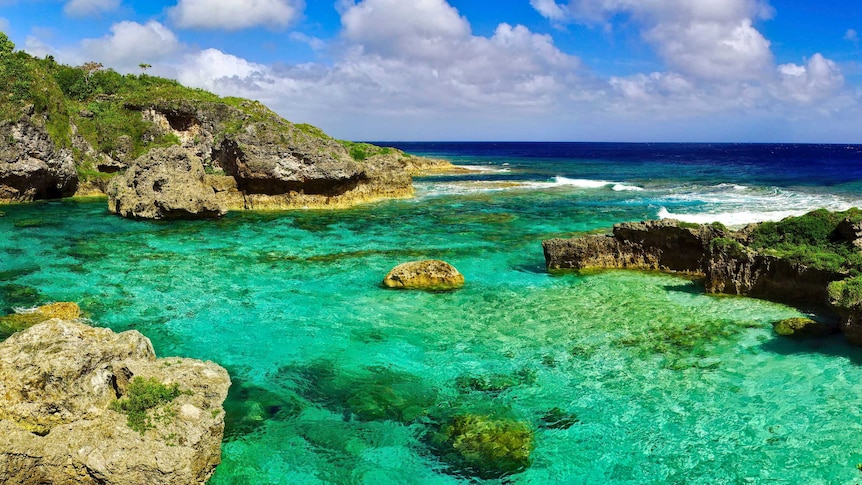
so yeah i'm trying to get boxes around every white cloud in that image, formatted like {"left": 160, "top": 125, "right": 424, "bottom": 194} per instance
{"left": 776, "top": 53, "right": 845, "bottom": 104}
{"left": 533, "top": 0, "right": 774, "bottom": 81}
{"left": 341, "top": 0, "right": 470, "bottom": 63}
{"left": 63, "top": 0, "right": 120, "bottom": 17}
{"left": 177, "top": 48, "right": 266, "bottom": 93}
{"left": 529, "top": 0, "right": 567, "bottom": 22}
{"left": 289, "top": 32, "right": 325, "bottom": 51}
{"left": 0, "top": 17, "right": 9, "bottom": 32}
{"left": 846, "top": 29, "right": 859, "bottom": 42}
{"left": 168, "top": 0, "right": 303, "bottom": 31}
{"left": 81, "top": 21, "right": 181, "bottom": 70}
{"left": 24, "top": 35, "right": 59, "bottom": 58}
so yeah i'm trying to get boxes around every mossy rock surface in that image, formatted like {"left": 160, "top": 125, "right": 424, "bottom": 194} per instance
{"left": 0, "top": 302, "right": 80, "bottom": 336}
{"left": 772, "top": 317, "right": 836, "bottom": 338}
{"left": 431, "top": 414, "right": 534, "bottom": 479}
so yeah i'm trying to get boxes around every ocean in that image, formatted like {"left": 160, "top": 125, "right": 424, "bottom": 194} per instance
{"left": 3, "top": 142, "right": 862, "bottom": 484}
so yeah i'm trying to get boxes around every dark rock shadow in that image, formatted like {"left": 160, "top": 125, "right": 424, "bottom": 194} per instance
{"left": 758, "top": 333, "right": 862, "bottom": 366}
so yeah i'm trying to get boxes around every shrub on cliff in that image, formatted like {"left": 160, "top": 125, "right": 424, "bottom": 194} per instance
{"left": 828, "top": 276, "right": 862, "bottom": 310}
{"left": 749, "top": 209, "right": 862, "bottom": 274}
{"left": 110, "top": 376, "right": 187, "bottom": 434}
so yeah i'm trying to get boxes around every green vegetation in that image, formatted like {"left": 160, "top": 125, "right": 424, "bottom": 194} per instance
{"left": 339, "top": 140, "right": 394, "bottom": 161}
{"left": 749, "top": 209, "right": 862, "bottom": 274}
{"left": 110, "top": 376, "right": 186, "bottom": 434}
{"left": 828, "top": 276, "right": 862, "bottom": 309}
{"left": 710, "top": 237, "right": 748, "bottom": 259}
{"left": 0, "top": 30, "right": 367, "bottom": 183}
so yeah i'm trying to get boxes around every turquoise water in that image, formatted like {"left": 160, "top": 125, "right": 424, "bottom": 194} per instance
{"left": 4, "top": 159, "right": 862, "bottom": 483}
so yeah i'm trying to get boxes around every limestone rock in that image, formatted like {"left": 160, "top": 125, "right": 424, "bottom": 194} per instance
{"left": 543, "top": 220, "right": 719, "bottom": 274}
{"left": 383, "top": 260, "right": 465, "bottom": 290}
{"left": 0, "top": 118, "right": 77, "bottom": 201}
{"left": 107, "top": 145, "right": 225, "bottom": 220}
{"left": 0, "top": 319, "right": 230, "bottom": 485}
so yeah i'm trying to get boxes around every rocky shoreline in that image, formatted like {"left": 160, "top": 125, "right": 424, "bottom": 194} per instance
{"left": 543, "top": 212, "right": 862, "bottom": 345}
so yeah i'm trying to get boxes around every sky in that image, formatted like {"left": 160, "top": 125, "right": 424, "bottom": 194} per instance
{"left": 0, "top": 0, "right": 860, "bottom": 142}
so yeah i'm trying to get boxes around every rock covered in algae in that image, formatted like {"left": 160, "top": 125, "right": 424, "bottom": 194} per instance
{"left": 107, "top": 145, "right": 225, "bottom": 220}
{"left": 0, "top": 319, "right": 230, "bottom": 485}
{"left": 382, "top": 260, "right": 465, "bottom": 291}
{"left": 431, "top": 414, "right": 534, "bottom": 479}
{"left": 772, "top": 317, "right": 836, "bottom": 338}
{"left": 0, "top": 302, "right": 81, "bottom": 335}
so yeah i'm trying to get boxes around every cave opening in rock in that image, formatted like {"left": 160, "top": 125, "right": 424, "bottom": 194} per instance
{"left": 165, "top": 112, "right": 197, "bottom": 132}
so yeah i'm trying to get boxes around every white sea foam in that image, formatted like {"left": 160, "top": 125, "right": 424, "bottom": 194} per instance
{"left": 552, "top": 177, "right": 643, "bottom": 191}
{"left": 457, "top": 165, "right": 510, "bottom": 173}
{"left": 657, "top": 207, "right": 815, "bottom": 226}
{"left": 656, "top": 184, "right": 860, "bottom": 226}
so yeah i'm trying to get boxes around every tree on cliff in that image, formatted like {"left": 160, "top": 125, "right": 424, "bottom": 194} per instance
{"left": 0, "top": 32, "right": 15, "bottom": 56}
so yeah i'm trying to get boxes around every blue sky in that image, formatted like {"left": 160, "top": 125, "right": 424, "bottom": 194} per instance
{"left": 0, "top": 0, "right": 860, "bottom": 142}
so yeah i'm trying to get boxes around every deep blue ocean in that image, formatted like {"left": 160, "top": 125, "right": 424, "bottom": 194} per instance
{"left": 3, "top": 142, "right": 862, "bottom": 484}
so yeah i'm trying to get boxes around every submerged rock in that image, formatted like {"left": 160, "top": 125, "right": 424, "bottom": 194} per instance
{"left": 0, "top": 319, "right": 230, "bottom": 485}
{"left": 382, "top": 260, "right": 465, "bottom": 291}
{"left": 430, "top": 414, "right": 534, "bottom": 480}
{"left": 0, "top": 302, "right": 81, "bottom": 335}
{"left": 107, "top": 146, "right": 225, "bottom": 220}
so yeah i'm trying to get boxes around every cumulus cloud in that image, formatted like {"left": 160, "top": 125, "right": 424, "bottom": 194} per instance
{"left": 64, "top": 0, "right": 120, "bottom": 17}
{"left": 533, "top": 0, "right": 774, "bottom": 81}
{"left": 846, "top": 29, "right": 859, "bottom": 42}
{"left": 0, "top": 17, "right": 9, "bottom": 32}
{"left": 776, "top": 53, "right": 845, "bottom": 104}
{"left": 177, "top": 48, "right": 266, "bottom": 92}
{"left": 81, "top": 21, "right": 180, "bottom": 70}
{"left": 168, "top": 0, "right": 303, "bottom": 30}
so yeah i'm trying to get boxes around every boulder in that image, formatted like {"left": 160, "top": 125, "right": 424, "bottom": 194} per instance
{"left": 0, "top": 118, "right": 77, "bottom": 201}
{"left": 0, "top": 319, "right": 230, "bottom": 485}
{"left": 107, "top": 145, "right": 225, "bottom": 220}
{"left": 772, "top": 317, "right": 837, "bottom": 338}
{"left": 382, "top": 260, "right": 465, "bottom": 290}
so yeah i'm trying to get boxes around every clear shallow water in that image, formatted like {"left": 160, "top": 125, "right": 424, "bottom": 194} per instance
{"left": 3, "top": 143, "right": 862, "bottom": 484}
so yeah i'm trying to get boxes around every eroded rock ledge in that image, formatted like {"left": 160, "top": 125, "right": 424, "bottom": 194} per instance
{"left": 543, "top": 214, "right": 862, "bottom": 345}
{"left": 0, "top": 318, "right": 230, "bottom": 485}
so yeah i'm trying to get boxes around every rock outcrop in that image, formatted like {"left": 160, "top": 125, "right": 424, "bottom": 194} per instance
{"left": 383, "top": 260, "right": 465, "bottom": 291}
{"left": 0, "top": 111, "right": 77, "bottom": 202}
{"left": 0, "top": 319, "right": 230, "bottom": 485}
{"left": 107, "top": 145, "right": 225, "bottom": 220}
{"left": 543, "top": 217, "right": 862, "bottom": 342}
